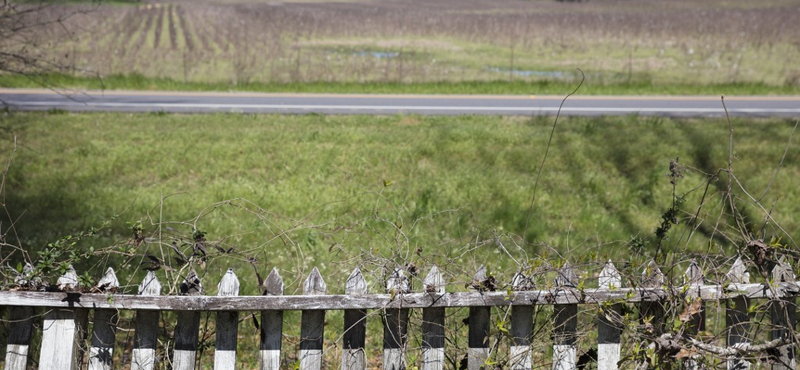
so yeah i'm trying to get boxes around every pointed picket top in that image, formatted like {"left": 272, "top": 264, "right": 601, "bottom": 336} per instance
{"left": 138, "top": 270, "right": 162, "bottom": 296}
{"left": 262, "top": 267, "right": 284, "bottom": 296}
{"left": 555, "top": 261, "right": 578, "bottom": 288}
{"left": 387, "top": 267, "right": 411, "bottom": 294}
{"left": 304, "top": 267, "right": 327, "bottom": 295}
{"left": 13, "top": 262, "right": 36, "bottom": 287}
{"left": 641, "top": 260, "right": 665, "bottom": 288}
{"left": 772, "top": 257, "right": 795, "bottom": 283}
{"left": 512, "top": 272, "right": 535, "bottom": 291}
{"left": 217, "top": 268, "right": 240, "bottom": 296}
{"left": 424, "top": 265, "right": 445, "bottom": 294}
{"left": 469, "top": 264, "right": 498, "bottom": 291}
{"left": 57, "top": 265, "right": 79, "bottom": 291}
{"left": 180, "top": 269, "right": 203, "bottom": 295}
{"left": 473, "top": 265, "right": 487, "bottom": 282}
{"left": 599, "top": 261, "right": 621, "bottom": 289}
{"left": 726, "top": 256, "right": 750, "bottom": 284}
{"left": 346, "top": 267, "right": 368, "bottom": 295}
{"left": 95, "top": 267, "right": 120, "bottom": 292}
{"left": 684, "top": 261, "right": 704, "bottom": 285}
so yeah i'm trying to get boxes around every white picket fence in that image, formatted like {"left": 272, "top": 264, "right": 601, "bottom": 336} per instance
{"left": 0, "top": 256, "right": 797, "bottom": 370}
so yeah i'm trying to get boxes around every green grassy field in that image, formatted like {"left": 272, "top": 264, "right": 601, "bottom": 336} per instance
{"left": 4, "top": 72, "right": 800, "bottom": 95}
{"left": 2, "top": 111, "right": 798, "bottom": 295}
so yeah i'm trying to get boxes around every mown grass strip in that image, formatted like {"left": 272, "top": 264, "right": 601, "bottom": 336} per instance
{"left": 2, "top": 73, "right": 799, "bottom": 95}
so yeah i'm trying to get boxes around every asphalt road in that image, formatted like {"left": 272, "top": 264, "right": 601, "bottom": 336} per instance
{"left": 1, "top": 88, "right": 799, "bottom": 117}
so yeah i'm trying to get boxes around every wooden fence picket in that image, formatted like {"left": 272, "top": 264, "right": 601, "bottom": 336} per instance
{"left": 214, "top": 269, "right": 241, "bottom": 370}
{"left": 468, "top": 266, "right": 491, "bottom": 370}
{"left": 5, "top": 263, "right": 35, "bottom": 370}
{"left": 384, "top": 268, "right": 410, "bottom": 370}
{"left": 260, "top": 268, "right": 284, "bottom": 370}
{"left": 421, "top": 266, "right": 445, "bottom": 370}
{"left": 39, "top": 266, "right": 84, "bottom": 370}
{"left": 88, "top": 268, "right": 120, "bottom": 370}
{"left": 342, "top": 268, "right": 368, "bottom": 370}
{"left": 638, "top": 260, "right": 665, "bottom": 370}
{"left": 770, "top": 258, "right": 796, "bottom": 370}
{"left": 597, "top": 262, "right": 621, "bottom": 370}
{"left": 300, "top": 268, "right": 326, "bottom": 370}
{"left": 640, "top": 260, "right": 665, "bottom": 328}
{"left": 552, "top": 262, "right": 578, "bottom": 370}
{"left": 726, "top": 257, "right": 751, "bottom": 370}
{"left": 682, "top": 261, "right": 705, "bottom": 370}
{"left": 510, "top": 272, "right": 534, "bottom": 370}
{"left": 172, "top": 269, "right": 203, "bottom": 370}
{"left": 132, "top": 271, "right": 162, "bottom": 370}
{"left": 4, "top": 306, "right": 33, "bottom": 370}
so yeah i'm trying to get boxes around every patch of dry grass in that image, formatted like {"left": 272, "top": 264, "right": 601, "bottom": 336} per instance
{"left": 4, "top": 0, "right": 800, "bottom": 90}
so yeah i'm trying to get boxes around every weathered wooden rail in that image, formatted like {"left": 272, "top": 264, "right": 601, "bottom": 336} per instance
{"left": 0, "top": 257, "right": 797, "bottom": 370}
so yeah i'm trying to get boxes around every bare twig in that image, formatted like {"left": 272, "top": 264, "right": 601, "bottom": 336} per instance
{"left": 522, "top": 68, "right": 585, "bottom": 246}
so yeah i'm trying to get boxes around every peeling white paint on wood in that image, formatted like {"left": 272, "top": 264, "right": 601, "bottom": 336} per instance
{"left": 4, "top": 257, "right": 800, "bottom": 370}
{"left": 39, "top": 309, "right": 80, "bottom": 370}
{"left": 510, "top": 272, "right": 534, "bottom": 370}
{"left": 214, "top": 269, "right": 240, "bottom": 370}
{"left": 342, "top": 268, "right": 368, "bottom": 370}
{"left": 172, "top": 270, "right": 203, "bottom": 370}
{"left": 260, "top": 268, "right": 284, "bottom": 370}
{"left": 384, "top": 268, "right": 410, "bottom": 370}
{"left": 421, "top": 266, "right": 445, "bottom": 370}
{"left": 4, "top": 306, "right": 33, "bottom": 370}
{"left": 770, "top": 259, "right": 796, "bottom": 370}
{"left": 597, "top": 262, "right": 621, "bottom": 370}
{"left": 89, "top": 268, "right": 120, "bottom": 370}
{"left": 552, "top": 344, "right": 577, "bottom": 370}
{"left": 552, "top": 263, "right": 578, "bottom": 370}
{"left": 682, "top": 261, "right": 705, "bottom": 370}
{"left": 726, "top": 257, "right": 751, "bottom": 370}
{"left": 300, "top": 268, "right": 326, "bottom": 370}
{"left": 1, "top": 281, "right": 798, "bottom": 311}
{"left": 132, "top": 271, "right": 161, "bottom": 370}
